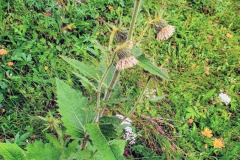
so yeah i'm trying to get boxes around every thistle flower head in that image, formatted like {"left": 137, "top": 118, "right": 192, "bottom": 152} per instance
{"left": 115, "top": 30, "right": 128, "bottom": 43}
{"left": 154, "top": 19, "right": 167, "bottom": 31}
{"left": 156, "top": 25, "right": 175, "bottom": 41}
{"left": 116, "top": 48, "right": 138, "bottom": 71}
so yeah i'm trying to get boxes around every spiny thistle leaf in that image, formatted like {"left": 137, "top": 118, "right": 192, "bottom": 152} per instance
{"left": 56, "top": 78, "right": 94, "bottom": 138}
{"left": 0, "top": 143, "right": 26, "bottom": 160}
{"left": 86, "top": 123, "right": 126, "bottom": 160}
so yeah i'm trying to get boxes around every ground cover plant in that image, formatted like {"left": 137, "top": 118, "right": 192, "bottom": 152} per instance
{"left": 0, "top": 0, "right": 239, "bottom": 159}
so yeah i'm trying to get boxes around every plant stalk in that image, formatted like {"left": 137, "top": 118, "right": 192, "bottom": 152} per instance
{"left": 127, "top": 0, "right": 142, "bottom": 41}
{"left": 103, "top": 0, "right": 143, "bottom": 101}
{"left": 104, "top": 69, "right": 120, "bottom": 100}
{"left": 95, "top": 0, "right": 143, "bottom": 122}
{"left": 94, "top": 51, "right": 118, "bottom": 122}
{"left": 121, "top": 76, "right": 151, "bottom": 123}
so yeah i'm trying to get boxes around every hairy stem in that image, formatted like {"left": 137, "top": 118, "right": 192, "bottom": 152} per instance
{"left": 95, "top": 0, "right": 143, "bottom": 122}
{"left": 81, "top": 134, "right": 89, "bottom": 150}
{"left": 108, "top": 26, "right": 118, "bottom": 51}
{"left": 104, "top": 69, "right": 120, "bottom": 100}
{"left": 94, "top": 51, "right": 118, "bottom": 122}
{"left": 103, "top": 0, "right": 143, "bottom": 100}
{"left": 127, "top": 0, "right": 142, "bottom": 41}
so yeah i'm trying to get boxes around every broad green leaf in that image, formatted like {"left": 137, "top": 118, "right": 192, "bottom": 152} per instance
{"left": 136, "top": 54, "right": 169, "bottom": 80}
{"left": 86, "top": 123, "right": 125, "bottom": 160}
{"left": 100, "top": 123, "right": 117, "bottom": 140}
{"left": 73, "top": 72, "right": 97, "bottom": 92}
{"left": 109, "top": 140, "right": 126, "bottom": 160}
{"left": 60, "top": 55, "right": 100, "bottom": 81}
{"left": 56, "top": 78, "right": 94, "bottom": 138}
{"left": 0, "top": 143, "right": 26, "bottom": 160}
{"left": 26, "top": 141, "right": 61, "bottom": 160}
{"left": 99, "top": 116, "right": 121, "bottom": 125}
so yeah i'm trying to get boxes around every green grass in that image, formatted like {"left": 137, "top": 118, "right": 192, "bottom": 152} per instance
{"left": 0, "top": 0, "right": 239, "bottom": 159}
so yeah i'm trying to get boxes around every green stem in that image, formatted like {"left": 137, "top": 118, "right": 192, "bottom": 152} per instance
{"left": 127, "top": 0, "right": 142, "bottom": 41}
{"left": 103, "top": 0, "right": 143, "bottom": 100}
{"left": 121, "top": 76, "right": 151, "bottom": 123}
{"left": 94, "top": 51, "right": 118, "bottom": 122}
{"left": 99, "top": 69, "right": 120, "bottom": 117}
{"left": 95, "top": 0, "right": 143, "bottom": 122}
{"left": 108, "top": 26, "right": 118, "bottom": 51}
{"left": 104, "top": 69, "right": 120, "bottom": 100}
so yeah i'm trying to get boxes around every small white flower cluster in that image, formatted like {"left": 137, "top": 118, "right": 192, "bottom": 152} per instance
{"left": 115, "top": 114, "right": 132, "bottom": 126}
{"left": 218, "top": 93, "right": 231, "bottom": 105}
{"left": 123, "top": 126, "right": 137, "bottom": 145}
{"left": 116, "top": 114, "right": 136, "bottom": 145}
{"left": 145, "top": 88, "right": 157, "bottom": 98}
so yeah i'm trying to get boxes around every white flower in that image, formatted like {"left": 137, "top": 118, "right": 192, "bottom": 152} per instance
{"left": 116, "top": 115, "right": 137, "bottom": 145}
{"left": 115, "top": 114, "right": 124, "bottom": 120}
{"left": 116, "top": 114, "right": 132, "bottom": 126}
{"left": 123, "top": 126, "right": 137, "bottom": 145}
{"left": 218, "top": 93, "right": 231, "bottom": 105}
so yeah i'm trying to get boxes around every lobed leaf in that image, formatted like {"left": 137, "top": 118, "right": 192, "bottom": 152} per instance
{"left": 26, "top": 141, "right": 61, "bottom": 160}
{"left": 56, "top": 78, "right": 94, "bottom": 138}
{"left": 0, "top": 143, "right": 26, "bottom": 160}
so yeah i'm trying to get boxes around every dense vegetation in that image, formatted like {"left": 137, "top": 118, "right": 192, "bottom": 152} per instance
{"left": 0, "top": 0, "right": 239, "bottom": 159}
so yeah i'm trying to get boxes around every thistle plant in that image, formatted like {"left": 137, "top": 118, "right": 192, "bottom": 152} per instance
{"left": 0, "top": 0, "right": 174, "bottom": 159}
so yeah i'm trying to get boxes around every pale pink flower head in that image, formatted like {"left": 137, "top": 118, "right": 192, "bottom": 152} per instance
{"left": 116, "top": 48, "right": 138, "bottom": 71}
{"left": 156, "top": 25, "right": 175, "bottom": 41}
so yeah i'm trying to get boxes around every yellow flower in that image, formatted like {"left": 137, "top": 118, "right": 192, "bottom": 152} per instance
{"left": 202, "top": 128, "right": 213, "bottom": 138}
{"left": 44, "top": 66, "right": 49, "bottom": 71}
{"left": 226, "top": 33, "right": 233, "bottom": 39}
{"left": 7, "top": 61, "right": 14, "bottom": 66}
{"left": 213, "top": 138, "right": 225, "bottom": 149}
{"left": 188, "top": 119, "right": 193, "bottom": 124}
{"left": 0, "top": 49, "right": 7, "bottom": 55}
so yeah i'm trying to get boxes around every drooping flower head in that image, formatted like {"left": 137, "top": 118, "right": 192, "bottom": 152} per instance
{"left": 116, "top": 48, "right": 138, "bottom": 71}
{"left": 154, "top": 19, "right": 167, "bottom": 31}
{"left": 156, "top": 25, "right": 175, "bottom": 41}
{"left": 155, "top": 19, "right": 175, "bottom": 41}
{"left": 115, "top": 30, "right": 128, "bottom": 43}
